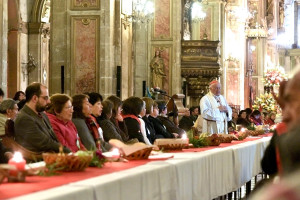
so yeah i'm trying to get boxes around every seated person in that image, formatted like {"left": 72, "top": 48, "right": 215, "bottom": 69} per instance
{"left": 98, "top": 100, "right": 124, "bottom": 142}
{"left": 250, "top": 110, "right": 263, "bottom": 125}
{"left": 156, "top": 100, "right": 183, "bottom": 137}
{"left": 236, "top": 110, "right": 251, "bottom": 128}
{"left": 179, "top": 106, "right": 199, "bottom": 132}
{"left": 265, "top": 112, "right": 276, "bottom": 126}
{"left": 148, "top": 102, "right": 176, "bottom": 139}
{"left": 14, "top": 82, "right": 71, "bottom": 153}
{"left": 139, "top": 100, "right": 152, "bottom": 145}
{"left": 72, "top": 94, "right": 111, "bottom": 152}
{"left": 46, "top": 94, "right": 85, "bottom": 152}
{"left": 106, "top": 95, "right": 130, "bottom": 142}
{"left": 141, "top": 97, "right": 157, "bottom": 144}
{"left": 13, "top": 91, "right": 26, "bottom": 103}
{"left": 0, "top": 99, "right": 18, "bottom": 136}
{"left": 122, "top": 97, "right": 145, "bottom": 143}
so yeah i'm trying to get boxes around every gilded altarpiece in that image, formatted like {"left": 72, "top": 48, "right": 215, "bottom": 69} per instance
{"left": 71, "top": 0, "right": 100, "bottom": 10}
{"left": 152, "top": 0, "right": 172, "bottom": 40}
{"left": 71, "top": 16, "right": 99, "bottom": 94}
{"left": 151, "top": 46, "right": 172, "bottom": 94}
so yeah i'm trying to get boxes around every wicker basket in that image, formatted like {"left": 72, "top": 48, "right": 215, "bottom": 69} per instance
{"left": 246, "top": 130, "right": 265, "bottom": 136}
{"left": 42, "top": 153, "right": 92, "bottom": 171}
{"left": 156, "top": 143, "right": 186, "bottom": 150}
{"left": 123, "top": 147, "right": 153, "bottom": 160}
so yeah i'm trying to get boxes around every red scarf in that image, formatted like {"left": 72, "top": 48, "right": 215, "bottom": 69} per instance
{"left": 85, "top": 116, "right": 101, "bottom": 150}
{"left": 122, "top": 114, "right": 141, "bottom": 125}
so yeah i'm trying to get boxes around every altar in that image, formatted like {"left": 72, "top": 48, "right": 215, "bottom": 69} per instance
{"left": 2, "top": 136, "right": 271, "bottom": 200}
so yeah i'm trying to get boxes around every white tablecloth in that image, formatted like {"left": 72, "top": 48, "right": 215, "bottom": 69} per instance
{"left": 10, "top": 137, "right": 271, "bottom": 200}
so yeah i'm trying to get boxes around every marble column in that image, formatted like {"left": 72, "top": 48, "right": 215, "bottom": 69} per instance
{"left": 0, "top": 0, "right": 8, "bottom": 95}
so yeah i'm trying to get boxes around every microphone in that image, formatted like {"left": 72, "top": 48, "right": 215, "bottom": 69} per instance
{"left": 153, "top": 88, "right": 167, "bottom": 94}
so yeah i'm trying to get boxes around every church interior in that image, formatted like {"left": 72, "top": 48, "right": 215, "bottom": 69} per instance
{"left": 0, "top": 0, "right": 296, "bottom": 108}
{"left": 1, "top": 0, "right": 300, "bottom": 199}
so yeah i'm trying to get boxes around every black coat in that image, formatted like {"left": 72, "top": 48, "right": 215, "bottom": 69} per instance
{"left": 148, "top": 116, "right": 174, "bottom": 138}
{"left": 142, "top": 116, "right": 156, "bottom": 144}
{"left": 124, "top": 117, "right": 145, "bottom": 143}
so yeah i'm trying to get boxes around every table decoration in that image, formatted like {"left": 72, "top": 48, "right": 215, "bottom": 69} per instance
{"left": 42, "top": 149, "right": 93, "bottom": 172}
{"left": 109, "top": 139, "right": 154, "bottom": 160}
{"left": 154, "top": 138, "right": 188, "bottom": 150}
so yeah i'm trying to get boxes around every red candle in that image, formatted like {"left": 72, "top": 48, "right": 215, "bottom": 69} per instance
{"left": 8, "top": 152, "right": 26, "bottom": 172}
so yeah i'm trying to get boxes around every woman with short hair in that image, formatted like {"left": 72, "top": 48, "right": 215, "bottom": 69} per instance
{"left": 46, "top": 94, "right": 85, "bottom": 152}
{"left": 72, "top": 94, "right": 111, "bottom": 152}
{"left": 122, "top": 96, "right": 145, "bottom": 143}
{"left": 0, "top": 99, "right": 18, "bottom": 136}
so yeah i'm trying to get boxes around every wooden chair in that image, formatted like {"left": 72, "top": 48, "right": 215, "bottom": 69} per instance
{"left": 2, "top": 119, "right": 42, "bottom": 161}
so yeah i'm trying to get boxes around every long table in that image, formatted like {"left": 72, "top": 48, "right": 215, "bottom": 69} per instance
{"left": 3, "top": 136, "right": 271, "bottom": 200}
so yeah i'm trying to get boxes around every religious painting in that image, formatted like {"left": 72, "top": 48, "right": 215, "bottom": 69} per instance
{"left": 150, "top": 46, "right": 172, "bottom": 94}
{"left": 152, "top": 0, "right": 172, "bottom": 40}
{"left": 71, "top": 0, "right": 100, "bottom": 10}
{"left": 71, "top": 16, "right": 99, "bottom": 94}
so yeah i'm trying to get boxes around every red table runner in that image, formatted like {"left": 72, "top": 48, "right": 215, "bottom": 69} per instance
{"left": 0, "top": 135, "right": 272, "bottom": 199}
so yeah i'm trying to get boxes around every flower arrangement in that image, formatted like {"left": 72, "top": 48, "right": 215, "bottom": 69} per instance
{"left": 89, "top": 149, "right": 106, "bottom": 168}
{"left": 252, "top": 93, "right": 278, "bottom": 113}
{"left": 263, "top": 66, "right": 287, "bottom": 87}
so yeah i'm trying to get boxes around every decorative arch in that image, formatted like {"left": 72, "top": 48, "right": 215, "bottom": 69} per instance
{"left": 31, "top": 0, "right": 47, "bottom": 23}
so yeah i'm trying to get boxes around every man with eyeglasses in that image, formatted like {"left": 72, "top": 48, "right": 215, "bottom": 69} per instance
{"left": 14, "top": 82, "right": 70, "bottom": 154}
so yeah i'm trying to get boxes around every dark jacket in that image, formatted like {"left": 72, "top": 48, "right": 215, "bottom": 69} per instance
{"left": 99, "top": 119, "right": 123, "bottom": 142}
{"left": 14, "top": 105, "right": 70, "bottom": 153}
{"left": 124, "top": 117, "right": 145, "bottom": 143}
{"left": 179, "top": 115, "right": 196, "bottom": 131}
{"left": 148, "top": 116, "right": 174, "bottom": 138}
{"left": 142, "top": 116, "right": 156, "bottom": 144}
{"left": 158, "top": 116, "right": 185, "bottom": 137}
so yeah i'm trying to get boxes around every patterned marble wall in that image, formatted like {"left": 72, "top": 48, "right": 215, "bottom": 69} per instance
{"left": 153, "top": 0, "right": 172, "bottom": 40}
{"left": 71, "top": 16, "right": 99, "bottom": 94}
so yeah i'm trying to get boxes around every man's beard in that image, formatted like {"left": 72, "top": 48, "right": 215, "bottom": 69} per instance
{"left": 36, "top": 101, "right": 47, "bottom": 112}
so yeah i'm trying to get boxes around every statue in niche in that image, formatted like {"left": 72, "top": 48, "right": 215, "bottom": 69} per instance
{"left": 183, "top": 0, "right": 192, "bottom": 40}
{"left": 150, "top": 50, "right": 166, "bottom": 89}
{"left": 279, "top": 2, "right": 284, "bottom": 28}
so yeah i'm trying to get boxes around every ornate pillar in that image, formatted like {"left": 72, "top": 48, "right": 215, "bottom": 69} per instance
{"left": 0, "top": 0, "right": 8, "bottom": 95}
{"left": 28, "top": 22, "right": 50, "bottom": 87}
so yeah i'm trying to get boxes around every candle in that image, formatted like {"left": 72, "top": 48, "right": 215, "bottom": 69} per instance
{"left": 8, "top": 152, "right": 26, "bottom": 171}
{"left": 110, "top": 148, "right": 120, "bottom": 158}
{"left": 181, "top": 133, "right": 189, "bottom": 145}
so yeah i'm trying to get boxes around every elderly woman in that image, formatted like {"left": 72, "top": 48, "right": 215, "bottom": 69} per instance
{"left": 72, "top": 94, "right": 111, "bottom": 152}
{"left": 122, "top": 96, "right": 145, "bottom": 143}
{"left": 0, "top": 99, "right": 18, "bottom": 136}
{"left": 46, "top": 94, "right": 85, "bottom": 152}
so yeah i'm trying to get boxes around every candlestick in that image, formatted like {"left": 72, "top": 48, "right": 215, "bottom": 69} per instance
{"left": 8, "top": 152, "right": 26, "bottom": 182}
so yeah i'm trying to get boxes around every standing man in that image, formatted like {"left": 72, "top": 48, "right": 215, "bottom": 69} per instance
{"left": 200, "top": 80, "right": 232, "bottom": 134}
{"left": 14, "top": 82, "right": 70, "bottom": 153}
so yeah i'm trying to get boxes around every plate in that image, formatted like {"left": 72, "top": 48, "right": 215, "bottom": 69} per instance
{"left": 148, "top": 153, "right": 174, "bottom": 160}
